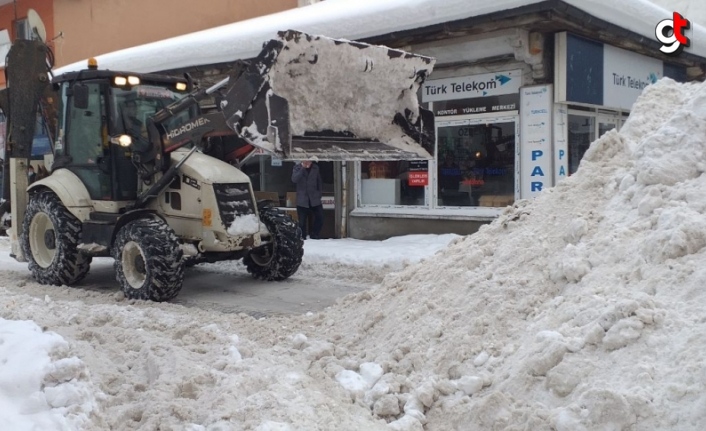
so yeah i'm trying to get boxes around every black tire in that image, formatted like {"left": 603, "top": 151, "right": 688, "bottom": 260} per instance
{"left": 21, "top": 191, "right": 92, "bottom": 286}
{"left": 112, "top": 218, "right": 184, "bottom": 302}
{"left": 244, "top": 207, "right": 303, "bottom": 281}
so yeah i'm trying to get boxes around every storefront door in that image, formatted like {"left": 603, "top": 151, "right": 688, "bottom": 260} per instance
{"left": 597, "top": 113, "right": 619, "bottom": 138}
{"left": 568, "top": 111, "right": 620, "bottom": 174}
{"left": 435, "top": 116, "right": 517, "bottom": 208}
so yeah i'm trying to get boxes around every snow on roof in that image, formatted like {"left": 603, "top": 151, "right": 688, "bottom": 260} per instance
{"left": 54, "top": 0, "right": 706, "bottom": 76}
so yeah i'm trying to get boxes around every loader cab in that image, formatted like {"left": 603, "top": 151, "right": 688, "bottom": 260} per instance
{"left": 52, "top": 69, "right": 190, "bottom": 207}
{"left": 111, "top": 85, "right": 192, "bottom": 144}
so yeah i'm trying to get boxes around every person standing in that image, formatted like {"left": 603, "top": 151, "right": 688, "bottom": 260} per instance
{"left": 27, "top": 165, "right": 37, "bottom": 184}
{"left": 291, "top": 160, "right": 324, "bottom": 239}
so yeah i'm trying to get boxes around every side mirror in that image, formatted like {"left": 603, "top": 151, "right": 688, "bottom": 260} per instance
{"left": 72, "top": 84, "right": 89, "bottom": 110}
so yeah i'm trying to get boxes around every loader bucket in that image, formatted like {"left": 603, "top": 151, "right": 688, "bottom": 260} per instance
{"left": 224, "top": 30, "right": 436, "bottom": 161}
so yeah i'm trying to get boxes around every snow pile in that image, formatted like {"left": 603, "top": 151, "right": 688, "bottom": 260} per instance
{"left": 0, "top": 290, "right": 389, "bottom": 431}
{"left": 0, "top": 318, "right": 100, "bottom": 430}
{"left": 307, "top": 77, "right": 706, "bottom": 430}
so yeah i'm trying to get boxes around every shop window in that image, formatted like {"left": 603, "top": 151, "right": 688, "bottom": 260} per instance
{"left": 568, "top": 115, "right": 595, "bottom": 175}
{"left": 598, "top": 121, "right": 616, "bottom": 137}
{"left": 360, "top": 161, "right": 427, "bottom": 206}
{"left": 568, "top": 111, "right": 619, "bottom": 175}
{"left": 436, "top": 121, "right": 515, "bottom": 207}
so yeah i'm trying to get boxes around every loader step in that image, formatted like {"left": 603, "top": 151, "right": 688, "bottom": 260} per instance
{"left": 89, "top": 212, "right": 121, "bottom": 222}
{"left": 80, "top": 220, "right": 115, "bottom": 256}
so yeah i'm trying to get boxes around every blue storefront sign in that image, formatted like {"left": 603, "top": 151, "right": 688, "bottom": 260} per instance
{"left": 555, "top": 32, "right": 686, "bottom": 111}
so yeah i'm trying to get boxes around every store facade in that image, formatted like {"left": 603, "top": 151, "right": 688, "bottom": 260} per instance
{"left": 222, "top": 27, "right": 699, "bottom": 240}
{"left": 348, "top": 58, "right": 528, "bottom": 238}
{"left": 345, "top": 27, "right": 697, "bottom": 239}
{"left": 346, "top": 29, "right": 549, "bottom": 238}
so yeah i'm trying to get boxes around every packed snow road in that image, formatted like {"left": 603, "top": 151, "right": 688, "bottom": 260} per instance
{"left": 0, "top": 255, "right": 376, "bottom": 317}
{"left": 0, "top": 235, "right": 459, "bottom": 316}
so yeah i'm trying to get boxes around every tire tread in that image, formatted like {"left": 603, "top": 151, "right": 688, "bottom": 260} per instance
{"left": 21, "top": 191, "right": 91, "bottom": 286}
{"left": 112, "top": 218, "right": 184, "bottom": 302}
{"left": 244, "top": 208, "right": 303, "bottom": 281}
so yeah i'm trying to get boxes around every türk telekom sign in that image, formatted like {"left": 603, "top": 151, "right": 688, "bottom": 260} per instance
{"left": 422, "top": 70, "right": 523, "bottom": 103}
{"left": 554, "top": 32, "right": 686, "bottom": 111}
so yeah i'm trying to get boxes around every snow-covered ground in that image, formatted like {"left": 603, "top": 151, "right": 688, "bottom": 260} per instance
{"left": 303, "top": 234, "right": 460, "bottom": 268}
{"left": 0, "top": 233, "right": 459, "bottom": 430}
{"left": 5, "top": 76, "right": 706, "bottom": 429}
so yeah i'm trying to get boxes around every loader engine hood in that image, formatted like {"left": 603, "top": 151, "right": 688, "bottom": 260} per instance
{"left": 225, "top": 30, "right": 436, "bottom": 161}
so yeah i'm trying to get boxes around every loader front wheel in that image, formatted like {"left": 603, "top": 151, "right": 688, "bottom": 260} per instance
{"left": 21, "top": 191, "right": 92, "bottom": 286}
{"left": 113, "top": 218, "right": 184, "bottom": 302}
{"left": 244, "top": 207, "right": 303, "bottom": 281}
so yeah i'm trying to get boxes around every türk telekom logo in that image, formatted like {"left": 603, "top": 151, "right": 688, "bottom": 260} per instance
{"left": 655, "top": 12, "right": 691, "bottom": 55}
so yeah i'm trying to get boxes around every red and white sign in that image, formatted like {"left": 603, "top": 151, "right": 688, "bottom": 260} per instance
{"left": 656, "top": 12, "right": 691, "bottom": 55}
{"left": 408, "top": 171, "right": 428, "bottom": 186}
{"left": 408, "top": 160, "right": 429, "bottom": 186}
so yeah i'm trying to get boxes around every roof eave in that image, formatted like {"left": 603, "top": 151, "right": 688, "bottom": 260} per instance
{"left": 361, "top": 0, "right": 705, "bottom": 71}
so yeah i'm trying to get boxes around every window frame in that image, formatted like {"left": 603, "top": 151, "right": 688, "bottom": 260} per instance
{"left": 567, "top": 107, "right": 623, "bottom": 175}
{"left": 353, "top": 112, "right": 520, "bottom": 215}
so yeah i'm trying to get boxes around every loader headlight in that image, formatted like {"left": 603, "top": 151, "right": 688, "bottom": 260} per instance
{"left": 113, "top": 76, "right": 141, "bottom": 86}
{"left": 175, "top": 82, "right": 187, "bottom": 91}
{"left": 110, "top": 134, "right": 133, "bottom": 147}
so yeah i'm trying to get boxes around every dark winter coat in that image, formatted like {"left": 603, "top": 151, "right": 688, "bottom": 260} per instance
{"left": 291, "top": 163, "right": 323, "bottom": 208}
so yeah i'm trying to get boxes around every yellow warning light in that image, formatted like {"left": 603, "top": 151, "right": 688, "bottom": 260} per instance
{"left": 202, "top": 208, "right": 213, "bottom": 227}
{"left": 87, "top": 58, "right": 98, "bottom": 69}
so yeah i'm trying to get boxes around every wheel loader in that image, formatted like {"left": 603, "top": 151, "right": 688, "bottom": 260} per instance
{"left": 0, "top": 29, "right": 435, "bottom": 302}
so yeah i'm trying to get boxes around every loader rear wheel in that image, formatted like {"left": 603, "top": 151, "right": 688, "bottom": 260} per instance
{"left": 244, "top": 207, "right": 303, "bottom": 281}
{"left": 21, "top": 191, "right": 92, "bottom": 286}
{"left": 112, "top": 218, "right": 184, "bottom": 302}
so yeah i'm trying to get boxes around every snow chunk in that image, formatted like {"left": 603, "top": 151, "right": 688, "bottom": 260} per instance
{"left": 335, "top": 369, "right": 369, "bottom": 399}
{"left": 359, "top": 362, "right": 384, "bottom": 388}
{"left": 227, "top": 214, "right": 260, "bottom": 236}
{"left": 456, "top": 376, "right": 484, "bottom": 396}
{"left": 255, "top": 421, "right": 293, "bottom": 431}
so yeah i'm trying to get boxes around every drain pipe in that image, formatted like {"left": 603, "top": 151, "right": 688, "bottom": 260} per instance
{"left": 340, "top": 162, "right": 347, "bottom": 238}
